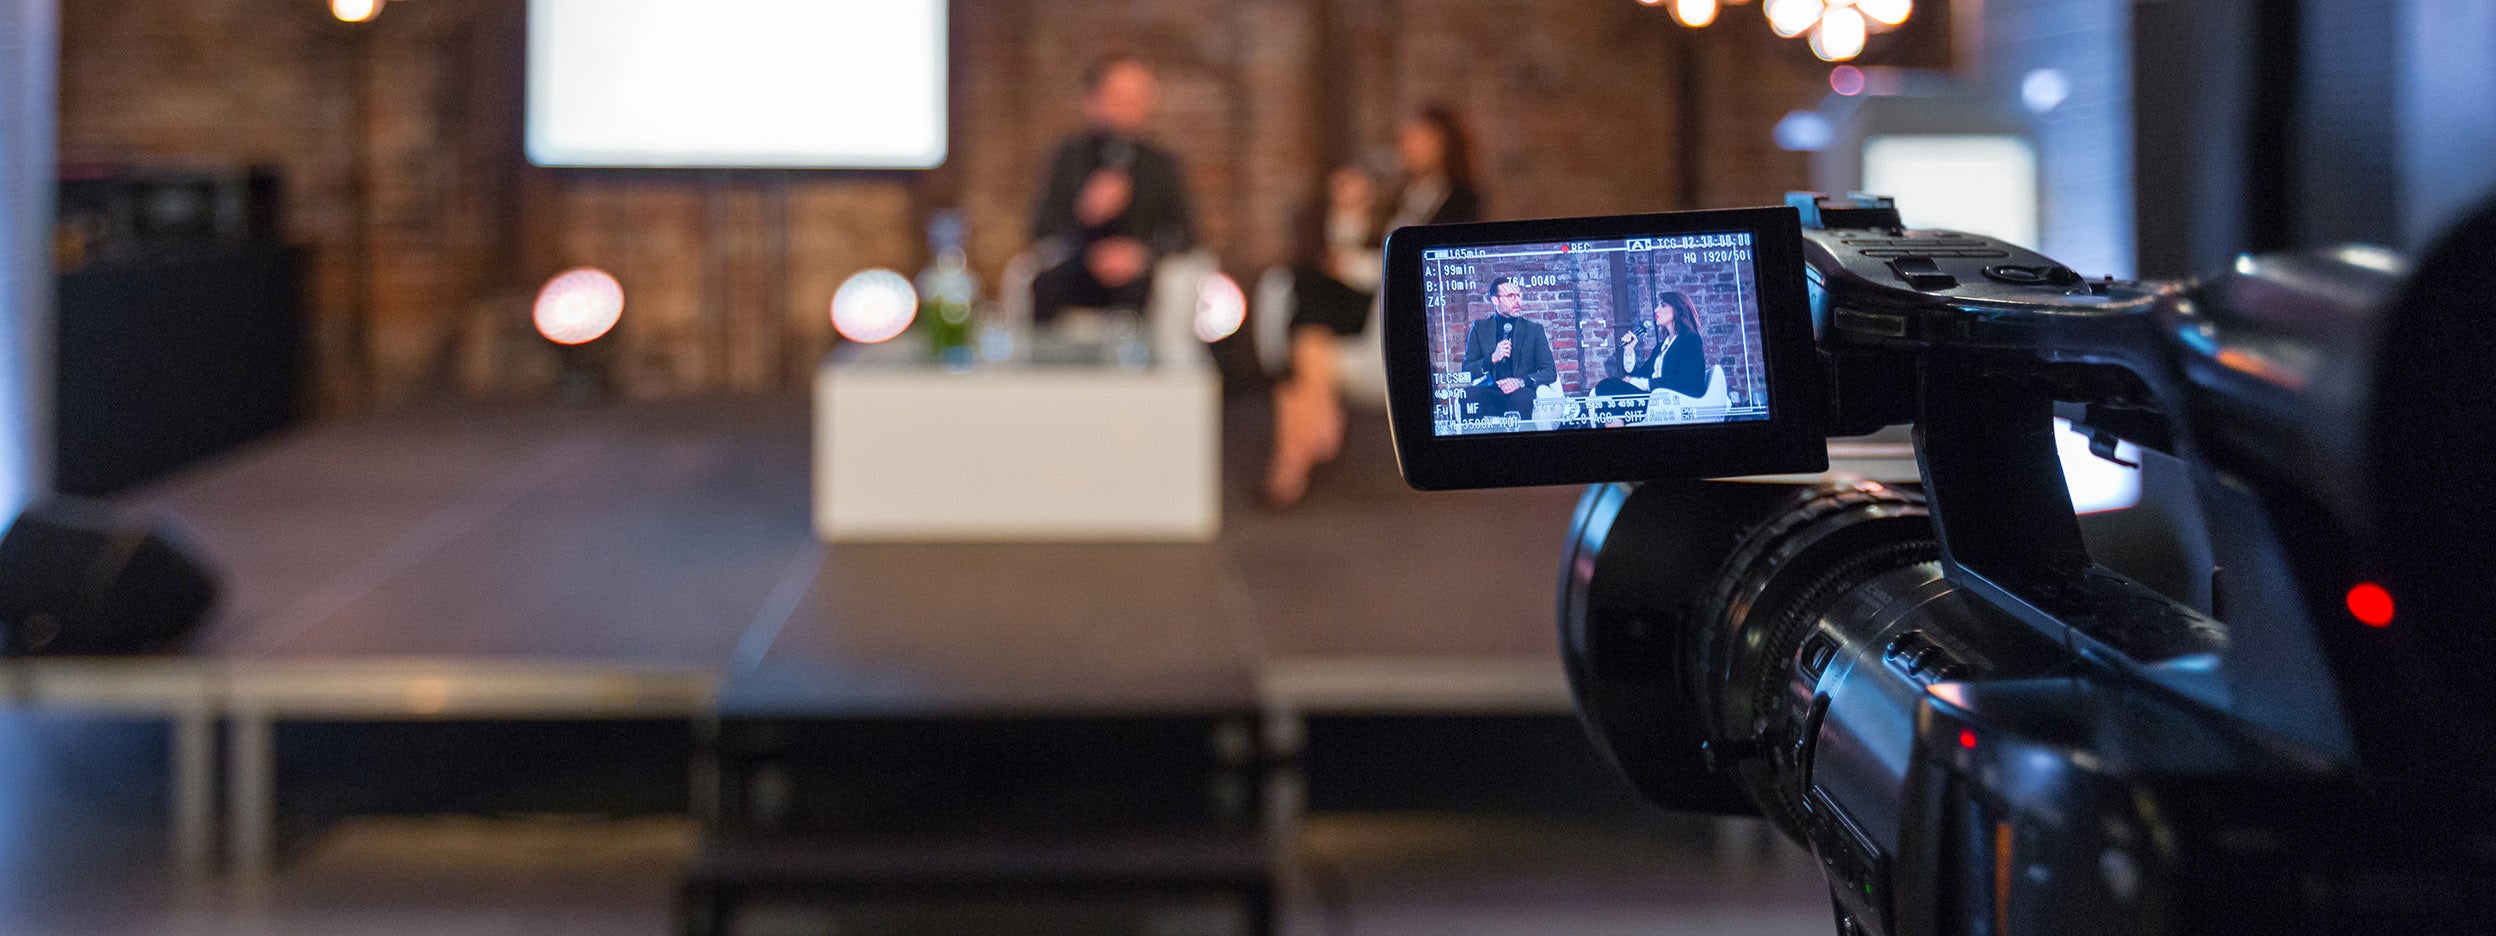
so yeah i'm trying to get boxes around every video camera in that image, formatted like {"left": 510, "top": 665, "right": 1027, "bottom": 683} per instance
{"left": 1380, "top": 194, "right": 2496, "bottom": 934}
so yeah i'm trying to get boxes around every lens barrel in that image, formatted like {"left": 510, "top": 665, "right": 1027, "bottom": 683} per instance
{"left": 1693, "top": 478, "right": 1937, "bottom": 841}
{"left": 1560, "top": 477, "right": 1937, "bottom": 824}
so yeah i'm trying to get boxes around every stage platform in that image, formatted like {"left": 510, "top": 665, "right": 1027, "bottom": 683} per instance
{"left": 142, "top": 396, "right": 1578, "bottom": 671}
{"left": 37, "top": 395, "right": 1588, "bottom": 876}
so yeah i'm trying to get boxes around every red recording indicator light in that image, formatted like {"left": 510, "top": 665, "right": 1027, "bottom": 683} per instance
{"left": 2346, "top": 583, "right": 2395, "bottom": 628}
{"left": 1958, "top": 728, "right": 1979, "bottom": 750}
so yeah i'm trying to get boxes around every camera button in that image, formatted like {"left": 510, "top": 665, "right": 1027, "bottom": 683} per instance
{"left": 1982, "top": 263, "right": 2084, "bottom": 286}
{"left": 1798, "top": 634, "right": 1840, "bottom": 682}
{"left": 1886, "top": 257, "right": 1961, "bottom": 291}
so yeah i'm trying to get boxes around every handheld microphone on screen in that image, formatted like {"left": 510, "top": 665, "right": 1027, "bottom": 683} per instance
{"left": 1628, "top": 320, "right": 1656, "bottom": 361}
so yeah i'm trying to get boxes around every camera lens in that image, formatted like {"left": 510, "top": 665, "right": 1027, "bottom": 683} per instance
{"left": 1560, "top": 477, "right": 1935, "bottom": 826}
{"left": 1693, "top": 477, "right": 1937, "bottom": 840}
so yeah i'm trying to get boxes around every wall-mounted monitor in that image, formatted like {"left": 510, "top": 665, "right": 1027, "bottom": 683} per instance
{"left": 526, "top": 0, "right": 948, "bottom": 169}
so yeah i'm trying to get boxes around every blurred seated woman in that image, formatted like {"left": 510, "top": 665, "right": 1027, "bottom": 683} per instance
{"left": 1266, "top": 107, "right": 1485, "bottom": 506}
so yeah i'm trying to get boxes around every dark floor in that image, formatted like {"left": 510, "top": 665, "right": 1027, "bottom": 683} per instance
{"left": 19, "top": 394, "right": 1839, "bottom": 933}
{"left": 0, "top": 714, "right": 1830, "bottom": 936}
{"left": 128, "top": 395, "right": 1579, "bottom": 681}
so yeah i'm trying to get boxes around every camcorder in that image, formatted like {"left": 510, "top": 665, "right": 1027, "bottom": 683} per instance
{"left": 1380, "top": 193, "right": 2496, "bottom": 934}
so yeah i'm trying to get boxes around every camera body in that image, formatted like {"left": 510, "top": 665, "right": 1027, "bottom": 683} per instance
{"left": 1380, "top": 194, "right": 2496, "bottom": 934}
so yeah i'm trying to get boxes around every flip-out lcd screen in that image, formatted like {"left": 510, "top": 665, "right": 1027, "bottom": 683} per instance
{"left": 1420, "top": 232, "right": 1772, "bottom": 436}
{"left": 1382, "top": 207, "right": 1826, "bottom": 489}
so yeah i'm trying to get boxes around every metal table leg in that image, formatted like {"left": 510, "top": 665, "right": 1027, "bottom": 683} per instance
{"left": 171, "top": 703, "right": 216, "bottom": 875}
{"left": 690, "top": 715, "right": 721, "bottom": 830}
{"left": 1263, "top": 706, "right": 1307, "bottom": 936}
{"left": 227, "top": 710, "right": 274, "bottom": 877}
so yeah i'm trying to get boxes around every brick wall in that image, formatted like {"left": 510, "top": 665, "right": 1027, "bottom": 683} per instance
{"left": 59, "top": 0, "right": 1831, "bottom": 412}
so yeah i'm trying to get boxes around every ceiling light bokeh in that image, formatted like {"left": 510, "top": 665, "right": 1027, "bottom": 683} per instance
{"left": 532, "top": 267, "right": 625, "bottom": 346}
{"left": 2021, "top": 68, "right": 2073, "bottom": 114}
{"left": 1765, "top": 0, "right": 1823, "bottom": 38}
{"left": 1811, "top": 5, "right": 1868, "bottom": 61}
{"left": 1194, "top": 272, "right": 1248, "bottom": 343}
{"left": 1830, "top": 64, "right": 1867, "bottom": 95}
{"left": 1858, "top": 0, "right": 1913, "bottom": 28}
{"left": 1773, "top": 110, "right": 1836, "bottom": 151}
{"left": 830, "top": 269, "right": 918, "bottom": 344}
{"left": 1654, "top": 0, "right": 1908, "bottom": 62}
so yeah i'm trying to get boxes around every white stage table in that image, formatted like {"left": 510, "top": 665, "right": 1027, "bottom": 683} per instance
{"left": 814, "top": 360, "right": 1221, "bottom": 542}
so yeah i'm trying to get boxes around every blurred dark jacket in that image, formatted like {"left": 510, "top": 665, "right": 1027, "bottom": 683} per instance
{"left": 1031, "top": 131, "right": 1197, "bottom": 258}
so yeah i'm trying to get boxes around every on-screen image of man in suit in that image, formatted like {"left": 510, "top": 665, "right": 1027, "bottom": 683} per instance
{"left": 1461, "top": 277, "right": 1556, "bottom": 420}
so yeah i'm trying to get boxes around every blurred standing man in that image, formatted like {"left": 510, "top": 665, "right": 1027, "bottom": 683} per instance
{"left": 1461, "top": 277, "right": 1555, "bottom": 419}
{"left": 1030, "top": 55, "right": 1197, "bottom": 323}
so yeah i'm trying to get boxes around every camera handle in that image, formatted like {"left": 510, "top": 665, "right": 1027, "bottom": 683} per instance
{"left": 1898, "top": 274, "right": 2368, "bottom": 764}
{"left": 1912, "top": 368, "right": 2084, "bottom": 618}
{"left": 1909, "top": 362, "right": 2256, "bottom": 703}
{"left": 1795, "top": 196, "right": 2232, "bottom": 707}
{"left": 1913, "top": 361, "right": 2227, "bottom": 655}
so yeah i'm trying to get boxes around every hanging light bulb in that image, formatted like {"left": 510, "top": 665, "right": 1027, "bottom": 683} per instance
{"left": 331, "top": 0, "right": 382, "bottom": 23}
{"left": 1765, "top": 0, "right": 1824, "bottom": 38}
{"left": 1812, "top": 6, "right": 1868, "bottom": 61}
{"left": 1671, "top": 0, "right": 1721, "bottom": 27}
{"left": 1857, "top": 0, "right": 1913, "bottom": 27}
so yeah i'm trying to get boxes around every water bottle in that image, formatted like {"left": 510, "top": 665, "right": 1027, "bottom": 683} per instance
{"left": 917, "top": 211, "right": 979, "bottom": 371}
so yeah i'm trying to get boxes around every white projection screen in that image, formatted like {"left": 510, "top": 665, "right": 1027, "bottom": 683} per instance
{"left": 1860, "top": 134, "right": 2040, "bottom": 251}
{"left": 527, "top": 0, "right": 948, "bottom": 169}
